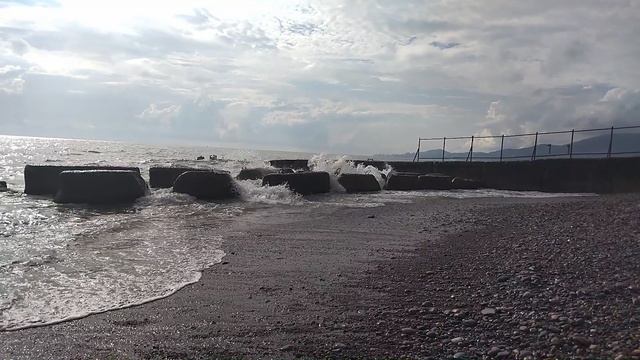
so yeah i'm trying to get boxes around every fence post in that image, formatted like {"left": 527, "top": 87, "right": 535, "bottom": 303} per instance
{"left": 569, "top": 129, "right": 574, "bottom": 159}
{"left": 500, "top": 135, "right": 504, "bottom": 162}
{"left": 416, "top": 139, "right": 421, "bottom": 162}
{"left": 607, "top": 126, "right": 614, "bottom": 158}
{"left": 442, "top": 137, "right": 446, "bottom": 162}
{"left": 469, "top": 136, "right": 474, "bottom": 162}
{"left": 531, "top": 132, "right": 538, "bottom": 161}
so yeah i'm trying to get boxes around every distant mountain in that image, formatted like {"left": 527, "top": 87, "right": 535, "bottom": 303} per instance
{"left": 375, "top": 133, "right": 640, "bottom": 161}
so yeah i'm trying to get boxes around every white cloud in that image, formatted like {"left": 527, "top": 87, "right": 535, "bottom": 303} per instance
{"left": 137, "top": 103, "right": 182, "bottom": 125}
{"left": 0, "top": 65, "right": 21, "bottom": 75}
{"left": 0, "top": 0, "right": 639, "bottom": 153}
{"left": 262, "top": 111, "right": 307, "bottom": 126}
{"left": 0, "top": 77, "right": 25, "bottom": 94}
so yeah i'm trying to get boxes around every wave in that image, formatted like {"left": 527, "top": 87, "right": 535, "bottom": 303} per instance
{"left": 308, "top": 154, "right": 392, "bottom": 191}
{"left": 236, "top": 179, "right": 304, "bottom": 205}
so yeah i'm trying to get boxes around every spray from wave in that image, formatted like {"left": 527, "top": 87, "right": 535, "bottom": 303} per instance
{"left": 236, "top": 179, "right": 304, "bottom": 205}
{"left": 308, "top": 154, "right": 391, "bottom": 191}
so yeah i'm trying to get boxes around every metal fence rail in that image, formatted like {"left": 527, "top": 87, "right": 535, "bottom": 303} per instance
{"left": 413, "top": 125, "right": 640, "bottom": 162}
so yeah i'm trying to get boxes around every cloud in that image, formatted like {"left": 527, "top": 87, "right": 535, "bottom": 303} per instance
{"left": 0, "top": 77, "right": 24, "bottom": 94}
{"left": 475, "top": 86, "right": 640, "bottom": 150}
{"left": 137, "top": 103, "right": 181, "bottom": 125}
{"left": 0, "top": 0, "right": 639, "bottom": 154}
{"left": 430, "top": 41, "right": 460, "bottom": 50}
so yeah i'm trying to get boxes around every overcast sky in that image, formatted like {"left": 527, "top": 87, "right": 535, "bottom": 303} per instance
{"left": 1, "top": 0, "right": 639, "bottom": 154}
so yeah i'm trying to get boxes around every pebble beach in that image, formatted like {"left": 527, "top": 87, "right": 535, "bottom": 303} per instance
{"left": 1, "top": 194, "right": 638, "bottom": 359}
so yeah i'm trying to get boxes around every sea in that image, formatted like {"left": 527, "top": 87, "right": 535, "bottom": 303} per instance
{"left": 0, "top": 135, "right": 590, "bottom": 331}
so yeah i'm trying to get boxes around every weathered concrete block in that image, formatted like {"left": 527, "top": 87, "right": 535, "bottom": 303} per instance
{"left": 54, "top": 170, "right": 148, "bottom": 204}
{"left": 149, "top": 167, "right": 213, "bottom": 188}
{"left": 24, "top": 165, "right": 141, "bottom": 195}
{"left": 268, "top": 159, "right": 309, "bottom": 171}
{"left": 173, "top": 171, "right": 239, "bottom": 200}
{"left": 262, "top": 172, "right": 330, "bottom": 195}
{"left": 418, "top": 173, "right": 453, "bottom": 190}
{"left": 384, "top": 172, "right": 420, "bottom": 190}
{"left": 451, "top": 177, "right": 484, "bottom": 190}
{"left": 236, "top": 168, "right": 279, "bottom": 181}
{"left": 381, "top": 158, "right": 640, "bottom": 193}
{"left": 337, "top": 173, "right": 381, "bottom": 193}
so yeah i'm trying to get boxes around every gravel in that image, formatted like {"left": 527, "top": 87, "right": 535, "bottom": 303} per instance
{"left": 297, "top": 194, "right": 640, "bottom": 359}
{"left": 1, "top": 194, "right": 638, "bottom": 359}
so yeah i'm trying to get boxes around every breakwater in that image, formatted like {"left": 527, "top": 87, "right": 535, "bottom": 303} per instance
{"left": 355, "top": 158, "right": 640, "bottom": 193}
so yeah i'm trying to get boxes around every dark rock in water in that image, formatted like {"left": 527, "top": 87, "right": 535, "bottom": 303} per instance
{"left": 418, "top": 173, "right": 453, "bottom": 190}
{"left": 24, "top": 165, "right": 141, "bottom": 195}
{"left": 196, "top": 156, "right": 205, "bottom": 160}
{"left": 173, "top": 170, "right": 239, "bottom": 200}
{"left": 451, "top": 177, "right": 483, "bottom": 189}
{"left": 337, "top": 173, "right": 380, "bottom": 193}
{"left": 268, "top": 159, "right": 309, "bottom": 171}
{"left": 0, "top": 181, "right": 7, "bottom": 192}
{"left": 279, "top": 168, "right": 295, "bottom": 174}
{"left": 149, "top": 167, "right": 213, "bottom": 188}
{"left": 236, "top": 168, "right": 279, "bottom": 181}
{"left": 54, "top": 170, "right": 148, "bottom": 204}
{"left": 384, "top": 172, "right": 420, "bottom": 190}
{"left": 262, "top": 172, "right": 330, "bottom": 195}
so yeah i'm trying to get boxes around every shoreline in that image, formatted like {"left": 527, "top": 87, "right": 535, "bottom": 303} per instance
{"left": 1, "top": 194, "right": 639, "bottom": 359}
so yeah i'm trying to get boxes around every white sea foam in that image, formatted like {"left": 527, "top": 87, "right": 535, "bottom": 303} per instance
{"left": 309, "top": 154, "right": 391, "bottom": 190}
{"left": 236, "top": 179, "right": 304, "bottom": 205}
{"left": 0, "top": 201, "right": 227, "bottom": 330}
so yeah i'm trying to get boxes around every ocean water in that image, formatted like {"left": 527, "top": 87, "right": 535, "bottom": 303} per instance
{"left": 0, "top": 135, "right": 590, "bottom": 331}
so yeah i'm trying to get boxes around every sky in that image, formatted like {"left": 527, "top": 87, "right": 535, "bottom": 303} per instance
{"left": 1, "top": 0, "right": 639, "bottom": 155}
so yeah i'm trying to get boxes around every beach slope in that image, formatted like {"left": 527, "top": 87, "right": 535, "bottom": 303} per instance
{"left": 1, "top": 195, "right": 639, "bottom": 359}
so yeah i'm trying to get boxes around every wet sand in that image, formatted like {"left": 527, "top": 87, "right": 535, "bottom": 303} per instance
{"left": 1, "top": 194, "right": 639, "bottom": 359}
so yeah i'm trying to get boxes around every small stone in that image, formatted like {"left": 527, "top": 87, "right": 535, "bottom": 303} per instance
{"left": 496, "top": 351, "right": 510, "bottom": 358}
{"left": 453, "top": 352, "right": 467, "bottom": 359}
{"left": 487, "top": 346, "right": 501, "bottom": 355}
{"left": 481, "top": 308, "right": 496, "bottom": 316}
{"left": 401, "top": 327, "right": 417, "bottom": 334}
{"left": 279, "top": 344, "right": 294, "bottom": 352}
{"left": 462, "top": 319, "right": 476, "bottom": 326}
{"left": 333, "top": 342, "right": 347, "bottom": 350}
{"left": 367, "top": 215, "right": 376, "bottom": 219}
{"left": 451, "top": 337, "right": 464, "bottom": 344}
{"left": 550, "top": 337, "right": 561, "bottom": 345}
{"left": 571, "top": 336, "right": 592, "bottom": 347}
